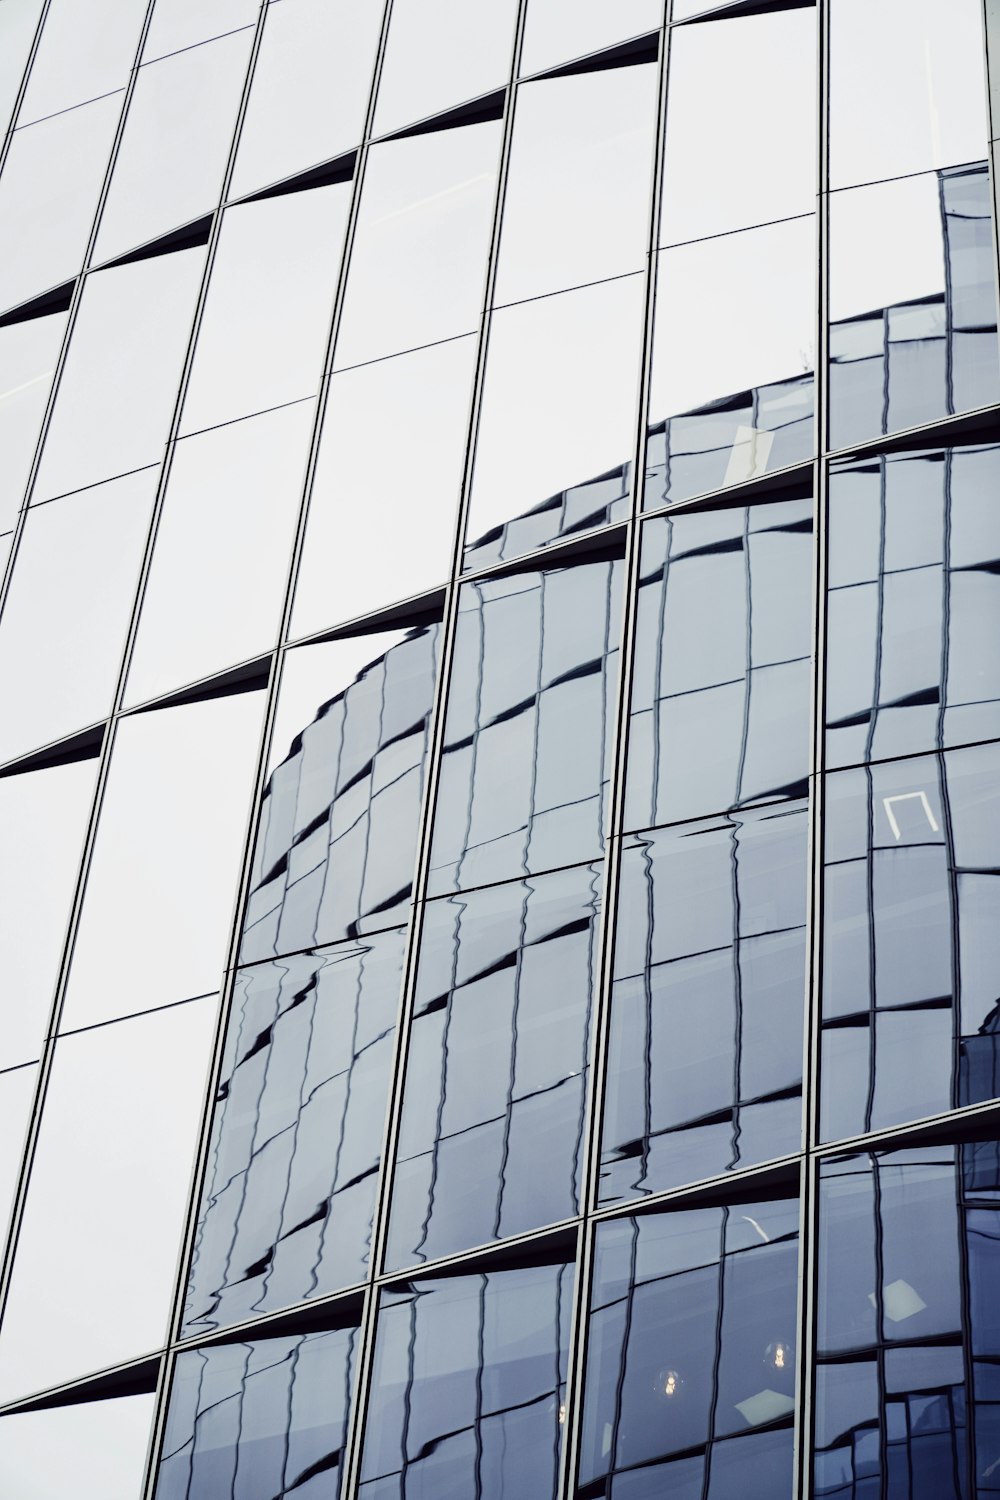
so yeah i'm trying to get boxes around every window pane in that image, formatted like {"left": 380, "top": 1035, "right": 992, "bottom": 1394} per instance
{"left": 0, "top": 1394, "right": 155, "bottom": 1500}
{"left": 142, "top": 0, "right": 259, "bottom": 61}
{"left": 372, "top": 0, "right": 517, "bottom": 138}
{"left": 0, "top": 1065, "right": 37, "bottom": 1257}
{"left": 520, "top": 0, "right": 661, "bottom": 76}
{"left": 17, "top": 0, "right": 146, "bottom": 124}
{"left": 386, "top": 863, "right": 600, "bottom": 1269}
{"left": 0, "top": 309, "right": 67, "bottom": 533}
{"left": 0, "top": 0, "right": 44, "bottom": 139}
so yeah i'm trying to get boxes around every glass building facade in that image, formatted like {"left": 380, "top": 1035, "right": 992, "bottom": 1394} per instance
{"left": 3, "top": 0, "right": 1000, "bottom": 1495}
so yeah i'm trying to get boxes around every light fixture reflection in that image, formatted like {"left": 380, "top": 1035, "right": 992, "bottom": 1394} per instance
{"left": 763, "top": 1340, "right": 793, "bottom": 1374}
{"left": 655, "top": 1368, "right": 683, "bottom": 1399}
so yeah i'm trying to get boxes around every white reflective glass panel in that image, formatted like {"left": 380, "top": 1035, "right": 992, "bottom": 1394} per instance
{"left": 0, "top": 1066, "right": 36, "bottom": 1256}
{"left": 0, "top": 0, "right": 44, "bottom": 138}
{"left": 0, "top": 1395, "right": 155, "bottom": 1500}
{"left": 143, "top": 0, "right": 259, "bottom": 60}
{"left": 17, "top": 0, "right": 146, "bottom": 124}
{"left": 520, "top": 0, "right": 661, "bottom": 75}
{"left": 0, "top": 309, "right": 66, "bottom": 532}
{"left": 373, "top": 0, "right": 517, "bottom": 138}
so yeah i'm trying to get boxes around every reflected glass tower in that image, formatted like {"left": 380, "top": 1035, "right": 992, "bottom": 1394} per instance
{"left": 3, "top": 1, "right": 1000, "bottom": 1497}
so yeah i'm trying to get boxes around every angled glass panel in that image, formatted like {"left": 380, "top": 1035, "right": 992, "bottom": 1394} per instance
{"left": 428, "top": 553, "right": 624, "bottom": 896}
{"left": 93, "top": 29, "right": 254, "bottom": 264}
{"left": 0, "top": 1394, "right": 155, "bottom": 1500}
{"left": 184, "top": 931, "right": 405, "bottom": 1336}
{"left": 372, "top": 0, "right": 517, "bottom": 138}
{"left": 179, "top": 184, "right": 350, "bottom": 434}
{"left": 156, "top": 1325, "right": 357, "bottom": 1500}
{"left": 815, "top": 1142, "right": 1000, "bottom": 1499}
{"left": 520, "top": 0, "right": 661, "bottom": 76}
{"left": 0, "top": 470, "right": 156, "bottom": 765}
{"left": 0, "top": 757, "right": 97, "bottom": 1072}
{"left": 465, "top": 277, "right": 643, "bottom": 568}
{"left": 60, "top": 689, "right": 267, "bottom": 1032}
{"left": 826, "top": 442, "right": 1000, "bottom": 769}
{"left": 830, "top": 0, "right": 988, "bottom": 192}
{"left": 291, "top": 337, "right": 475, "bottom": 641}
{"left": 142, "top": 0, "right": 259, "bottom": 60}
{"left": 626, "top": 496, "right": 813, "bottom": 832}
{"left": 0, "top": 1065, "right": 37, "bottom": 1260}
{"left": 646, "top": 217, "right": 815, "bottom": 508}
{"left": 126, "top": 400, "right": 315, "bottom": 707}
{"left": 600, "top": 804, "right": 807, "bottom": 1204}
{"left": 0, "top": 309, "right": 67, "bottom": 532}
{"left": 0, "top": 93, "right": 121, "bottom": 315}
{"left": 230, "top": 0, "right": 383, "bottom": 200}
{"left": 386, "top": 863, "right": 601, "bottom": 1270}
{"left": 359, "top": 1261, "right": 573, "bottom": 1500}
{"left": 579, "top": 1193, "right": 800, "bottom": 1498}
{"left": 333, "top": 121, "right": 502, "bottom": 370}
{"left": 32, "top": 246, "right": 206, "bottom": 504}
{"left": 493, "top": 62, "right": 658, "bottom": 306}
{"left": 16, "top": 0, "right": 145, "bottom": 124}
{"left": 0, "top": 0, "right": 44, "bottom": 138}
{"left": 821, "top": 742, "right": 1000, "bottom": 1142}
{"left": 659, "top": 5, "right": 815, "bottom": 246}
{"left": 0, "top": 999, "right": 216, "bottom": 1404}
{"left": 671, "top": 0, "right": 742, "bottom": 16}
{"left": 241, "top": 626, "right": 440, "bottom": 963}
{"left": 829, "top": 164, "right": 1000, "bottom": 451}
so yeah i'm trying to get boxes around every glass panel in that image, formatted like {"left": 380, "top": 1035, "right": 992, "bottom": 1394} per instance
{"left": 659, "top": 6, "right": 815, "bottom": 246}
{"left": 646, "top": 217, "right": 815, "bottom": 508}
{"left": 465, "top": 277, "right": 644, "bottom": 567}
{"left": 17, "top": 0, "right": 146, "bottom": 124}
{"left": 230, "top": 0, "right": 383, "bottom": 200}
{"left": 386, "top": 863, "right": 601, "bottom": 1270}
{"left": 60, "top": 689, "right": 267, "bottom": 1032}
{"left": 0, "top": 1394, "right": 155, "bottom": 1500}
{"left": 126, "top": 401, "right": 314, "bottom": 707}
{"left": 143, "top": 0, "right": 259, "bottom": 60}
{"left": 493, "top": 62, "right": 658, "bottom": 306}
{"left": 0, "top": 0, "right": 44, "bottom": 138}
{"left": 830, "top": 0, "right": 988, "bottom": 192}
{"left": 579, "top": 1194, "right": 799, "bottom": 1497}
{"left": 333, "top": 121, "right": 502, "bottom": 370}
{"left": 372, "top": 0, "right": 517, "bottom": 138}
{"left": 821, "top": 743, "right": 1000, "bottom": 1142}
{"left": 156, "top": 1326, "right": 357, "bottom": 1500}
{"left": 0, "top": 309, "right": 67, "bottom": 532}
{"left": 291, "top": 337, "right": 475, "bottom": 641}
{"left": 0, "top": 1065, "right": 37, "bottom": 1256}
{"left": 625, "top": 496, "right": 813, "bottom": 832}
{"left": 240, "top": 625, "right": 440, "bottom": 963}
{"left": 829, "top": 165, "right": 1000, "bottom": 452}
{"left": 0, "top": 93, "right": 121, "bottom": 315}
{"left": 93, "top": 29, "right": 254, "bottom": 264}
{"left": 600, "top": 804, "right": 807, "bottom": 1204}
{"left": 0, "top": 757, "right": 98, "bottom": 1072}
{"left": 0, "top": 471, "right": 156, "bottom": 765}
{"left": 428, "top": 554, "right": 624, "bottom": 896}
{"left": 826, "top": 442, "right": 1000, "bottom": 769}
{"left": 0, "top": 999, "right": 216, "bottom": 1403}
{"left": 184, "top": 931, "right": 405, "bottom": 1336}
{"left": 671, "top": 0, "right": 739, "bottom": 17}
{"left": 520, "top": 0, "right": 661, "bottom": 76}
{"left": 179, "top": 184, "right": 350, "bottom": 435}
{"left": 32, "top": 247, "right": 206, "bottom": 504}
{"left": 359, "top": 1261, "right": 573, "bottom": 1500}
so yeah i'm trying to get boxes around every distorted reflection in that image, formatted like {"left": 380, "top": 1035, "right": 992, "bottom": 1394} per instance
{"left": 826, "top": 442, "right": 1000, "bottom": 768}
{"left": 830, "top": 164, "right": 1000, "bottom": 451}
{"left": 626, "top": 495, "right": 813, "bottom": 831}
{"left": 821, "top": 743, "right": 1000, "bottom": 1142}
{"left": 240, "top": 626, "right": 440, "bottom": 963}
{"left": 601, "top": 804, "right": 807, "bottom": 1203}
{"left": 359, "top": 1261, "right": 572, "bottom": 1500}
{"left": 386, "top": 863, "right": 601, "bottom": 1270}
{"left": 156, "top": 1324, "right": 357, "bottom": 1500}
{"left": 579, "top": 1194, "right": 799, "bottom": 1498}
{"left": 428, "top": 554, "right": 623, "bottom": 895}
{"left": 815, "top": 1140, "right": 1000, "bottom": 1498}
{"left": 185, "top": 933, "right": 405, "bottom": 1337}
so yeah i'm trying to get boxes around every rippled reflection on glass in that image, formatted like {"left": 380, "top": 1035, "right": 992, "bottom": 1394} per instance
{"left": 601, "top": 804, "right": 806, "bottom": 1204}
{"left": 359, "top": 1261, "right": 572, "bottom": 1500}
{"left": 815, "top": 1140, "right": 1000, "bottom": 1499}
{"left": 579, "top": 1194, "right": 799, "bottom": 1498}
{"left": 829, "top": 164, "right": 1000, "bottom": 451}
{"left": 241, "top": 627, "right": 440, "bottom": 963}
{"left": 821, "top": 743, "right": 1000, "bottom": 1142}
{"left": 185, "top": 933, "right": 405, "bottom": 1336}
{"left": 626, "top": 495, "right": 813, "bottom": 832}
{"left": 156, "top": 1324, "right": 357, "bottom": 1500}
{"left": 827, "top": 442, "right": 1000, "bottom": 769}
{"left": 386, "top": 863, "right": 600, "bottom": 1270}
{"left": 428, "top": 554, "right": 623, "bottom": 895}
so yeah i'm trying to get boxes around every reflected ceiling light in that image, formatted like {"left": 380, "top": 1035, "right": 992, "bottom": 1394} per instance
{"left": 868, "top": 1279, "right": 927, "bottom": 1323}
{"left": 735, "top": 1389, "right": 796, "bottom": 1427}
{"left": 654, "top": 1368, "right": 683, "bottom": 1399}
{"left": 763, "top": 1339, "right": 792, "bottom": 1373}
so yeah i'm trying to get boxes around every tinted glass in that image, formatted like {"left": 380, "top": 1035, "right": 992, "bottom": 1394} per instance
{"left": 386, "top": 863, "right": 601, "bottom": 1270}
{"left": 0, "top": 310, "right": 67, "bottom": 532}
{"left": 372, "top": 0, "right": 517, "bottom": 138}
{"left": 520, "top": 0, "right": 661, "bottom": 76}
{"left": 17, "top": 0, "right": 145, "bottom": 123}
{"left": 428, "top": 554, "right": 624, "bottom": 896}
{"left": 0, "top": 1394, "right": 155, "bottom": 1500}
